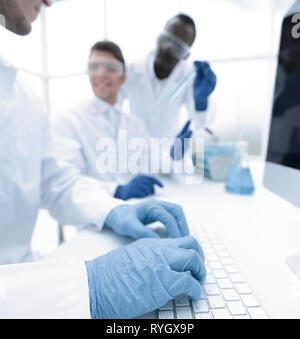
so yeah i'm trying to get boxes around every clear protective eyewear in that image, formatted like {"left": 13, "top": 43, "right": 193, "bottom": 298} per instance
{"left": 157, "top": 30, "right": 191, "bottom": 60}
{"left": 47, "top": 0, "right": 63, "bottom": 4}
{"left": 88, "top": 57, "right": 124, "bottom": 77}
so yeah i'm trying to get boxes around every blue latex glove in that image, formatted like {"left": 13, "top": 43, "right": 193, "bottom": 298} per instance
{"left": 114, "top": 175, "right": 164, "bottom": 201}
{"left": 86, "top": 236, "right": 206, "bottom": 319}
{"left": 170, "top": 120, "right": 193, "bottom": 161}
{"left": 193, "top": 61, "right": 217, "bottom": 111}
{"left": 104, "top": 199, "right": 189, "bottom": 239}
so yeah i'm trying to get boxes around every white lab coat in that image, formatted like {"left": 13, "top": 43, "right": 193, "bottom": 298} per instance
{"left": 52, "top": 96, "right": 172, "bottom": 195}
{"left": 0, "top": 258, "right": 90, "bottom": 319}
{"left": 119, "top": 51, "right": 216, "bottom": 139}
{"left": 0, "top": 57, "right": 121, "bottom": 318}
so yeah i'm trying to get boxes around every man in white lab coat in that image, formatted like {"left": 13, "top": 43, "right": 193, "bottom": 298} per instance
{"left": 53, "top": 41, "right": 193, "bottom": 201}
{"left": 120, "top": 14, "right": 217, "bottom": 139}
{"left": 0, "top": 0, "right": 205, "bottom": 318}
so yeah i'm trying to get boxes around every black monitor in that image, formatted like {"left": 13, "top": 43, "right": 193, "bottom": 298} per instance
{"left": 264, "top": 3, "right": 300, "bottom": 209}
{"left": 263, "top": 1, "right": 300, "bottom": 276}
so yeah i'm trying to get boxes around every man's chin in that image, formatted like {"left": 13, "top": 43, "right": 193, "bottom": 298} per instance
{"left": 155, "top": 64, "right": 173, "bottom": 79}
{"left": 7, "top": 18, "right": 31, "bottom": 36}
{"left": 95, "top": 91, "right": 110, "bottom": 100}
{"left": 154, "top": 57, "right": 177, "bottom": 79}
{"left": 95, "top": 92, "right": 117, "bottom": 105}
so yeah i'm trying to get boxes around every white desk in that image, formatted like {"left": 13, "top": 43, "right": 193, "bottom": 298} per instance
{"left": 49, "top": 160, "right": 300, "bottom": 319}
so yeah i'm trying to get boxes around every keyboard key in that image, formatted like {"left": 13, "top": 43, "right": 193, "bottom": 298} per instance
{"left": 217, "top": 278, "right": 233, "bottom": 289}
{"left": 201, "top": 242, "right": 212, "bottom": 249}
{"left": 227, "top": 301, "right": 247, "bottom": 316}
{"left": 210, "top": 262, "right": 223, "bottom": 270}
{"left": 225, "top": 265, "right": 240, "bottom": 273}
{"left": 159, "top": 300, "right": 173, "bottom": 311}
{"left": 233, "top": 314, "right": 251, "bottom": 319}
{"left": 176, "top": 307, "right": 193, "bottom": 319}
{"left": 241, "top": 295, "right": 260, "bottom": 307}
{"left": 205, "top": 248, "right": 216, "bottom": 255}
{"left": 212, "top": 309, "right": 232, "bottom": 319}
{"left": 209, "top": 238, "right": 221, "bottom": 247}
{"left": 216, "top": 250, "right": 230, "bottom": 258}
{"left": 195, "top": 312, "right": 213, "bottom": 319}
{"left": 234, "top": 283, "right": 252, "bottom": 294}
{"left": 205, "top": 228, "right": 215, "bottom": 234}
{"left": 159, "top": 311, "right": 174, "bottom": 319}
{"left": 206, "top": 266, "right": 212, "bottom": 274}
{"left": 192, "top": 299, "right": 209, "bottom": 313}
{"left": 220, "top": 257, "right": 234, "bottom": 265}
{"left": 175, "top": 294, "right": 190, "bottom": 306}
{"left": 199, "top": 289, "right": 206, "bottom": 300}
{"left": 248, "top": 308, "right": 268, "bottom": 319}
{"left": 208, "top": 296, "right": 225, "bottom": 309}
{"left": 196, "top": 231, "right": 206, "bottom": 237}
{"left": 204, "top": 284, "right": 220, "bottom": 296}
{"left": 202, "top": 224, "right": 211, "bottom": 231}
{"left": 199, "top": 240, "right": 210, "bottom": 247}
{"left": 205, "top": 274, "right": 216, "bottom": 284}
{"left": 207, "top": 254, "right": 219, "bottom": 262}
{"left": 213, "top": 269, "right": 228, "bottom": 279}
{"left": 222, "top": 289, "right": 240, "bottom": 301}
{"left": 229, "top": 273, "right": 245, "bottom": 283}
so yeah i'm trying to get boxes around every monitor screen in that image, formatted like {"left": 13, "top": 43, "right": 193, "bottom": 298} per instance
{"left": 266, "top": 13, "right": 300, "bottom": 170}
{"left": 264, "top": 5, "right": 300, "bottom": 209}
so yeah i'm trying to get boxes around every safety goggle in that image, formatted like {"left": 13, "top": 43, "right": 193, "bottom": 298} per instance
{"left": 88, "top": 57, "right": 124, "bottom": 77}
{"left": 48, "top": 0, "right": 65, "bottom": 4}
{"left": 157, "top": 30, "right": 191, "bottom": 60}
{"left": 46, "top": 0, "right": 62, "bottom": 4}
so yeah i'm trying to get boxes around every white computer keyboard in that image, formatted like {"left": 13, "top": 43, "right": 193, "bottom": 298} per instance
{"left": 157, "top": 223, "right": 268, "bottom": 319}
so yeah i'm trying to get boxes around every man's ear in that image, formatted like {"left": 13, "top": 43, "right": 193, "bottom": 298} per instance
{"left": 120, "top": 74, "right": 126, "bottom": 84}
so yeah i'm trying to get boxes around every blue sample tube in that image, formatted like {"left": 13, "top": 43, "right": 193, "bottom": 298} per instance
{"left": 168, "top": 65, "right": 196, "bottom": 102}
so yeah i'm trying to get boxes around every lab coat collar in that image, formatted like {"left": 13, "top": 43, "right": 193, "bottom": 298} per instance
{"left": 0, "top": 55, "right": 17, "bottom": 95}
{"left": 146, "top": 50, "right": 187, "bottom": 83}
{"left": 91, "top": 94, "right": 123, "bottom": 116}
{"left": 147, "top": 51, "right": 159, "bottom": 81}
{"left": 132, "top": 51, "right": 188, "bottom": 101}
{"left": 133, "top": 51, "right": 184, "bottom": 80}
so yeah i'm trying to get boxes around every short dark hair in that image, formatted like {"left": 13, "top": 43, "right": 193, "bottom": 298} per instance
{"left": 167, "top": 13, "right": 197, "bottom": 44}
{"left": 90, "top": 41, "right": 126, "bottom": 73}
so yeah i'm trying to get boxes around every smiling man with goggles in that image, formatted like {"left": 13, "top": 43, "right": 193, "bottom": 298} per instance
{"left": 157, "top": 30, "right": 191, "bottom": 60}
{"left": 88, "top": 57, "right": 124, "bottom": 77}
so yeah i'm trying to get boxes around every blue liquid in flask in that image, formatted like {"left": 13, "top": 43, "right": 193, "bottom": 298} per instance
{"left": 225, "top": 142, "right": 255, "bottom": 195}
{"left": 225, "top": 165, "right": 255, "bottom": 195}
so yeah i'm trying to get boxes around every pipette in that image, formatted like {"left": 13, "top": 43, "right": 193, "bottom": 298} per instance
{"left": 168, "top": 65, "right": 196, "bottom": 102}
{"left": 205, "top": 127, "right": 220, "bottom": 142}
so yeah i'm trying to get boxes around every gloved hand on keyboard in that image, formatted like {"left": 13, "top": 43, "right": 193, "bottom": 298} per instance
{"left": 193, "top": 61, "right": 217, "bottom": 111}
{"left": 114, "top": 175, "right": 164, "bottom": 200}
{"left": 170, "top": 120, "right": 193, "bottom": 161}
{"left": 104, "top": 199, "right": 189, "bottom": 239}
{"left": 86, "top": 236, "right": 206, "bottom": 319}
